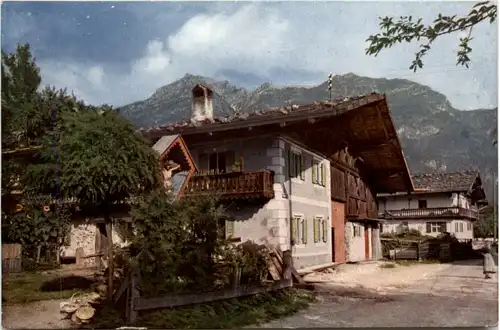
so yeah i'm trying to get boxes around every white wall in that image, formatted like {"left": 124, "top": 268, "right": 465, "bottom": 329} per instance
{"left": 346, "top": 222, "right": 366, "bottom": 262}
{"left": 381, "top": 219, "right": 474, "bottom": 239}
{"left": 379, "top": 192, "right": 475, "bottom": 211}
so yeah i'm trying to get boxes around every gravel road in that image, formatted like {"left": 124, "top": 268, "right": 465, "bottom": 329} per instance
{"left": 258, "top": 259, "right": 498, "bottom": 328}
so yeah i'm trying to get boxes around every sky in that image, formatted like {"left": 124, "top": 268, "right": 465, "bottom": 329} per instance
{"left": 1, "top": 1, "right": 498, "bottom": 110}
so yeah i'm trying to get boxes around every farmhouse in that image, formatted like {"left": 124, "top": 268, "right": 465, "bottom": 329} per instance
{"left": 377, "top": 170, "right": 487, "bottom": 240}
{"left": 141, "top": 84, "right": 414, "bottom": 268}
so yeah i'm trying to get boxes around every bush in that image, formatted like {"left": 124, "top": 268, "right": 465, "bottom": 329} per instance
{"left": 126, "top": 191, "right": 271, "bottom": 297}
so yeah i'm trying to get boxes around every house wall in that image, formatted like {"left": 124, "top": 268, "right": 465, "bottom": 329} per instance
{"left": 189, "top": 136, "right": 289, "bottom": 248}
{"left": 378, "top": 191, "right": 475, "bottom": 240}
{"left": 187, "top": 135, "right": 332, "bottom": 270}
{"left": 379, "top": 192, "right": 475, "bottom": 211}
{"left": 60, "top": 220, "right": 127, "bottom": 265}
{"left": 381, "top": 219, "right": 474, "bottom": 239}
{"left": 345, "top": 222, "right": 366, "bottom": 262}
{"left": 282, "top": 137, "right": 332, "bottom": 269}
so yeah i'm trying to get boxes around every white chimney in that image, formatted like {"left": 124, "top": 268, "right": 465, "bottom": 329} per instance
{"left": 191, "top": 84, "right": 214, "bottom": 122}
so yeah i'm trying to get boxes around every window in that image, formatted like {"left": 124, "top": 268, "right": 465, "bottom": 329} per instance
{"left": 289, "top": 150, "right": 305, "bottom": 180}
{"left": 455, "top": 222, "right": 464, "bottom": 233}
{"left": 467, "top": 222, "right": 472, "bottom": 231}
{"left": 353, "top": 224, "right": 362, "bottom": 237}
{"left": 199, "top": 151, "right": 235, "bottom": 174}
{"left": 312, "top": 160, "right": 326, "bottom": 186}
{"left": 313, "top": 217, "right": 328, "bottom": 243}
{"left": 418, "top": 200, "right": 428, "bottom": 209}
{"left": 291, "top": 216, "right": 307, "bottom": 245}
{"left": 426, "top": 221, "right": 446, "bottom": 233}
{"left": 225, "top": 219, "right": 235, "bottom": 238}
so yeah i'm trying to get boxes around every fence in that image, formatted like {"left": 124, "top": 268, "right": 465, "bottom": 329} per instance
{"left": 2, "top": 244, "right": 22, "bottom": 273}
{"left": 381, "top": 238, "right": 453, "bottom": 262}
{"left": 114, "top": 247, "right": 298, "bottom": 323}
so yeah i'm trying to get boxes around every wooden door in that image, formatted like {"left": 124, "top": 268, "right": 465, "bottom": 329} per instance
{"left": 364, "top": 224, "right": 370, "bottom": 260}
{"left": 331, "top": 201, "right": 346, "bottom": 263}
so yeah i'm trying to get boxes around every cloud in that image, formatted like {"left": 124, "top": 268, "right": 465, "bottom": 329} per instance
{"left": 15, "top": 2, "right": 496, "bottom": 110}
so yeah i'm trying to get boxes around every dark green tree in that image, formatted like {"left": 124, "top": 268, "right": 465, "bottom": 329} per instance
{"left": 365, "top": 1, "right": 497, "bottom": 72}
{"left": 23, "top": 107, "right": 163, "bottom": 299}
{"left": 475, "top": 205, "right": 497, "bottom": 238}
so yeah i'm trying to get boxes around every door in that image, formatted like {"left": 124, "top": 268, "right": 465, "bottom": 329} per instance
{"left": 331, "top": 201, "right": 346, "bottom": 263}
{"left": 364, "top": 224, "right": 370, "bottom": 260}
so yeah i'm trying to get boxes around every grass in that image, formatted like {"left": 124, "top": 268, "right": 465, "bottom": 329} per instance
{"left": 394, "top": 259, "right": 441, "bottom": 267}
{"left": 379, "top": 263, "right": 396, "bottom": 269}
{"left": 2, "top": 271, "right": 93, "bottom": 305}
{"left": 379, "top": 259, "right": 442, "bottom": 269}
{"left": 89, "top": 288, "right": 315, "bottom": 329}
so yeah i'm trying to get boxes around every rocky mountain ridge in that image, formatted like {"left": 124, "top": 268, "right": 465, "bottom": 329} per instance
{"left": 119, "top": 73, "right": 497, "bottom": 199}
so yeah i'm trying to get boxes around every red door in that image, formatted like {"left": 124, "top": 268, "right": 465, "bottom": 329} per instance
{"left": 364, "top": 224, "right": 370, "bottom": 260}
{"left": 331, "top": 201, "right": 346, "bottom": 263}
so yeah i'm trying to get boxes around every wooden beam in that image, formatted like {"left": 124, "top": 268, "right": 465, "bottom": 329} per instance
{"left": 134, "top": 278, "right": 293, "bottom": 311}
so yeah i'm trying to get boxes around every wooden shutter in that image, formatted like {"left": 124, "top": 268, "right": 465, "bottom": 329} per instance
{"left": 322, "top": 219, "right": 327, "bottom": 242}
{"left": 426, "top": 222, "right": 431, "bottom": 233}
{"left": 225, "top": 220, "right": 235, "bottom": 238}
{"left": 288, "top": 149, "right": 293, "bottom": 177}
{"left": 300, "top": 155, "right": 305, "bottom": 180}
{"left": 320, "top": 164, "right": 326, "bottom": 186}
{"left": 291, "top": 217, "right": 297, "bottom": 244}
{"left": 301, "top": 218, "right": 308, "bottom": 244}
{"left": 313, "top": 217, "right": 319, "bottom": 242}
{"left": 312, "top": 160, "right": 317, "bottom": 184}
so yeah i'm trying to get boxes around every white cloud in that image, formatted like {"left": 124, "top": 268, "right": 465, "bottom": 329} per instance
{"left": 36, "top": 2, "right": 497, "bottom": 110}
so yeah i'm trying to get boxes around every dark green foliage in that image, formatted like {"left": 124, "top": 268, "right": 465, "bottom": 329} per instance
{"left": 128, "top": 192, "right": 229, "bottom": 295}
{"left": 475, "top": 205, "right": 498, "bottom": 238}
{"left": 1, "top": 196, "right": 72, "bottom": 261}
{"left": 365, "top": 1, "right": 497, "bottom": 71}
{"left": 23, "top": 106, "right": 163, "bottom": 206}
{"left": 127, "top": 192, "right": 271, "bottom": 296}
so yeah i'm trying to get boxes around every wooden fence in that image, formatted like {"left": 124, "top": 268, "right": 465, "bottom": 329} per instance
{"left": 2, "top": 244, "right": 22, "bottom": 273}
{"left": 381, "top": 238, "right": 452, "bottom": 261}
{"left": 115, "top": 247, "right": 300, "bottom": 323}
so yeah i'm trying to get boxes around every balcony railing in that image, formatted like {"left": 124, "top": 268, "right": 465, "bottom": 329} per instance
{"left": 379, "top": 207, "right": 478, "bottom": 220}
{"left": 183, "top": 171, "right": 275, "bottom": 200}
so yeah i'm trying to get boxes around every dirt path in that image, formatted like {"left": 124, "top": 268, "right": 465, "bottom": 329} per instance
{"left": 302, "top": 261, "right": 451, "bottom": 292}
{"left": 2, "top": 299, "right": 74, "bottom": 329}
{"left": 258, "top": 260, "right": 498, "bottom": 328}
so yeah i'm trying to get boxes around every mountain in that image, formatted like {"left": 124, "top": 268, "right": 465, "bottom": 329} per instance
{"left": 119, "top": 73, "right": 498, "bottom": 199}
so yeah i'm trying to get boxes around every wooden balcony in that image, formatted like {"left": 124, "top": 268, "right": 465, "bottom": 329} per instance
{"left": 379, "top": 207, "right": 479, "bottom": 220}
{"left": 183, "top": 171, "right": 275, "bottom": 200}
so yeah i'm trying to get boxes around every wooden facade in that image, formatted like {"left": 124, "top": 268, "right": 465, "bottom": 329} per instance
{"left": 330, "top": 147, "right": 378, "bottom": 220}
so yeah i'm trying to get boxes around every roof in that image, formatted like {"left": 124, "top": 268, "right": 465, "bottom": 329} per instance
{"left": 141, "top": 92, "right": 414, "bottom": 193}
{"left": 152, "top": 134, "right": 197, "bottom": 200}
{"left": 378, "top": 170, "right": 487, "bottom": 202}
{"left": 153, "top": 134, "right": 197, "bottom": 173}
{"left": 411, "top": 170, "right": 481, "bottom": 193}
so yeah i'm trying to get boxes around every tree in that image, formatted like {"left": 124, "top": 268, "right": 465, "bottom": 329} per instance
{"left": 475, "top": 205, "right": 497, "bottom": 238}
{"left": 24, "top": 107, "right": 163, "bottom": 299}
{"left": 365, "top": 1, "right": 497, "bottom": 72}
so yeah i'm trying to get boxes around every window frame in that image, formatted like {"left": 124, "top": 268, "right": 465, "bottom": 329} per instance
{"left": 313, "top": 216, "right": 328, "bottom": 243}
{"left": 312, "top": 159, "right": 327, "bottom": 187}
{"left": 418, "top": 199, "right": 428, "bottom": 209}
{"left": 291, "top": 215, "right": 308, "bottom": 246}
{"left": 427, "top": 221, "right": 446, "bottom": 233}
{"left": 289, "top": 149, "right": 305, "bottom": 181}
{"left": 353, "top": 223, "right": 362, "bottom": 237}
